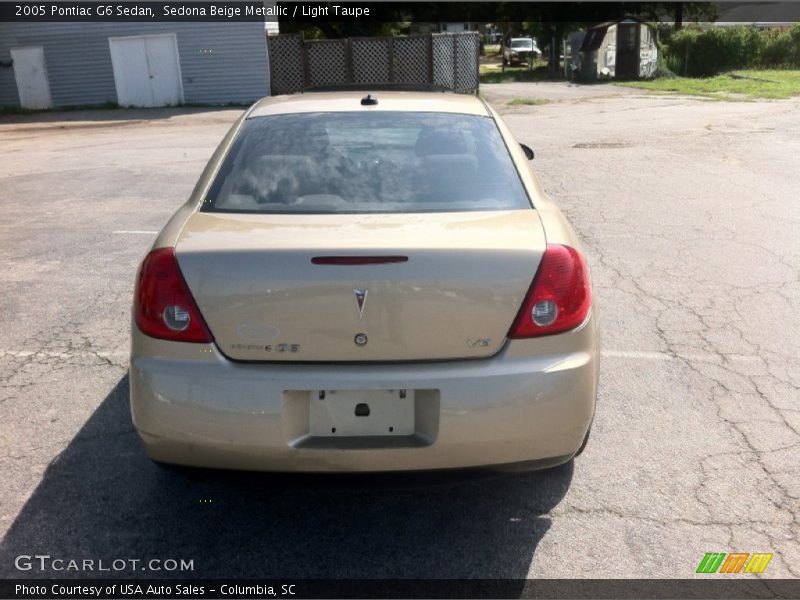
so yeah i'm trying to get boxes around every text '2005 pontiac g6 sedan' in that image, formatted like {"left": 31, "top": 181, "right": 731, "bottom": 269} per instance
{"left": 130, "top": 90, "right": 599, "bottom": 473}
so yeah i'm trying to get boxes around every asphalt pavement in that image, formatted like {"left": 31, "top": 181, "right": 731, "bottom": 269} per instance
{"left": 0, "top": 84, "right": 798, "bottom": 580}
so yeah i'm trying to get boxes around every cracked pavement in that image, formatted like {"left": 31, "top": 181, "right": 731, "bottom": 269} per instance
{"left": 0, "top": 86, "right": 798, "bottom": 580}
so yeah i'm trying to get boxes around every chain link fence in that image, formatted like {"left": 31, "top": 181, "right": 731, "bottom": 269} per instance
{"left": 267, "top": 32, "right": 480, "bottom": 95}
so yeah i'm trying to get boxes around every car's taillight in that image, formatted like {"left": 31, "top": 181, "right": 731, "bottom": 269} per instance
{"left": 133, "top": 248, "right": 213, "bottom": 343}
{"left": 508, "top": 244, "right": 591, "bottom": 338}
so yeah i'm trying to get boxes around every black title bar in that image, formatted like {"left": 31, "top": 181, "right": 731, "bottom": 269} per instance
{"left": 3, "top": 2, "right": 800, "bottom": 23}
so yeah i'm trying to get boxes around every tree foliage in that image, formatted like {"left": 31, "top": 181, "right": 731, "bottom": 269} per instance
{"left": 665, "top": 24, "right": 800, "bottom": 76}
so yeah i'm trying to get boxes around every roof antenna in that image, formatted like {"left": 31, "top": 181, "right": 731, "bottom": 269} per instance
{"left": 361, "top": 94, "right": 378, "bottom": 106}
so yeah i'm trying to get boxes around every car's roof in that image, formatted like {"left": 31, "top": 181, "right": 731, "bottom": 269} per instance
{"left": 247, "top": 91, "right": 490, "bottom": 118}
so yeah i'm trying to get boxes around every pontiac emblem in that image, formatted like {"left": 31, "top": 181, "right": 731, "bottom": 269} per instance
{"left": 353, "top": 288, "right": 368, "bottom": 320}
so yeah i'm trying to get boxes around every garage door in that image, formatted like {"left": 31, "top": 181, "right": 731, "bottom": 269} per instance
{"left": 109, "top": 34, "right": 183, "bottom": 107}
{"left": 10, "top": 46, "right": 53, "bottom": 109}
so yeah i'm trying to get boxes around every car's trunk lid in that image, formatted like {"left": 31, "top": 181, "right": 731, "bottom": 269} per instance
{"left": 175, "top": 210, "right": 545, "bottom": 362}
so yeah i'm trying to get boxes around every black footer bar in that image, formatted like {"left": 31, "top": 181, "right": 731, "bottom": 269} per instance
{"left": 2, "top": 579, "right": 800, "bottom": 599}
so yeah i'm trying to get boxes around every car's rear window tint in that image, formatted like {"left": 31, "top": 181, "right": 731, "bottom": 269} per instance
{"left": 201, "top": 111, "right": 531, "bottom": 214}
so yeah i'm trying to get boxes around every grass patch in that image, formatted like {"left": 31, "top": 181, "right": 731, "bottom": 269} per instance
{"left": 615, "top": 70, "right": 800, "bottom": 100}
{"left": 0, "top": 106, "right": 40, "bottom": 116}
{"left": 0, "top": 100, "right": 119, "bottom": 116}
{"left": 507, "top": 97, "right": 551, "bottom": 106}
{"left": 0, "top": 100, "right": 248, "bottom": 117}
{"left": 480, "top": 63, "right": 550, "bottom": 84}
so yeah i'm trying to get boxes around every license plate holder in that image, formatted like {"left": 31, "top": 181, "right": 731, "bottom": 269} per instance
{"left": 309, "top": 389, "right": 414, "bottom": 437}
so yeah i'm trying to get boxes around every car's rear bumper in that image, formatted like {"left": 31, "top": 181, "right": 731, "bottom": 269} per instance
{"left": 130, "top": 317, "right": 598, "bottom": 472}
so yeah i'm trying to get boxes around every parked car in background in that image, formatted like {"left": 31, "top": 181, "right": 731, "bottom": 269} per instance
{"left": 130, "top": 90, "right": 598, "bottom": 473}
{"left": 503, "top": 37, "right": 541, "bottom": 66}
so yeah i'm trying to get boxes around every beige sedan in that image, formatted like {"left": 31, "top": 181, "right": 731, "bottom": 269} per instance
{"left": 130, "top": 91, "right": 599, "bottom": 472}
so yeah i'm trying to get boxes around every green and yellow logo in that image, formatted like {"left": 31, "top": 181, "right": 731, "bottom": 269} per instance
{"left": 696, "top": 552, "right": 773, "bottom": 574}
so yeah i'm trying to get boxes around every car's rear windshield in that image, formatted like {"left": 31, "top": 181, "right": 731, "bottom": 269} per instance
{"left": 201, "top": 111, "right": 531, "bottom": 214}
{"left": 511, "top": 39, "right": 533, "bottom": 49}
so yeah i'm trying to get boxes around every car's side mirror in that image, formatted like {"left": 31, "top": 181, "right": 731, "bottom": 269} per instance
{"left": 520, "top": 143, "right": 534, "bottom": 160}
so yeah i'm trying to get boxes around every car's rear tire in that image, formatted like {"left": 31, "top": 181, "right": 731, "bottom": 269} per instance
{"left": 151, "top": 458, "right": 186, "bottom": 473}
{"left": 575, "top": 426, "right": 591, "bottom": 457}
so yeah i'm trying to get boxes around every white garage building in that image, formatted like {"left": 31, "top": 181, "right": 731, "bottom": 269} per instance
{"left": 0, "top": 23, "right": 270, "bottom": 109}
